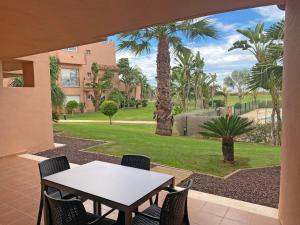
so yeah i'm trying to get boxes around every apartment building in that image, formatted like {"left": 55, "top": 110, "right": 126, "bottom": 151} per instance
{"left": 4, "top": 41, "right": 141, "bottom": 112}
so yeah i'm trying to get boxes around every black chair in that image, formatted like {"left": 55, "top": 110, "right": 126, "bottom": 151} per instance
{"left": 37, "top": 156, "right": 77, "bottom": 225}
{"left": 132, "top": 179, "right": 193, "bottom": 225}
{"left": 43, "top": 191, "right": 116, "bottom": 225}
{"left": 121, "top": 154, "right": 151, "bottom": 171}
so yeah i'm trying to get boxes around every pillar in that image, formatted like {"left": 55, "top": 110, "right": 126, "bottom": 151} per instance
{"left": 0, "top": 61, "right": 3, "bottom": 87}
{"left": 22, "top": 61, "right": 35, "bottom": 87}
{"left": 279, "top": 0, "right": 300, "bottom": 224}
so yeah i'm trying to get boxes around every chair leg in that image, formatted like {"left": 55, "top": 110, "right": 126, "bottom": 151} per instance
{"left": 93, "top": 201, "right": 102, "bottom": 215}
{"left": 36, "top": 192, "right": 43, "bottom": 225}
{"left": 154, "top": 193, "right": 159, "bottom": 205}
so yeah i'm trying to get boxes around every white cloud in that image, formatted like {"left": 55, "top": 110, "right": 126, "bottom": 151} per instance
{"left": 187, "top": 34, "right": 256, "bottom": 84}
{"left": 253, "top": 5, "right": 285, "bottom": 22}
{"left": 210, "top": 18, "right": 237, "bottom": 32}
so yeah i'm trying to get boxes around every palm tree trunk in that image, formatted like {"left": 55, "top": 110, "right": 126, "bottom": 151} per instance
{"left": 222, "top": 137, "right": 234, "bottom": 163}
{"left": 155, "top": 36, "right": 173, "bottom": 136}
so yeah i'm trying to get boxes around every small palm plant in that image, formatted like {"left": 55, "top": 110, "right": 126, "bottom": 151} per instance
{"left": 200, "top": 115, "right": 254, "bottom": 163}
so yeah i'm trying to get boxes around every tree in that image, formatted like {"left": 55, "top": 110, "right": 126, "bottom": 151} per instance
{"left": 100, "top": 100, "right": 118, "bottom": 125}
{"left": 209, "top": 73, "right": 218, "bottom": 107}
{"left": 192, "top": 51, "right": 211, "bottom": 109}
{"left": 200, "top": 115, "right": 254, "bottom": 163}
{"left": 10, "top": 76, "right": 24, "bottom": 87}
{"left": 219, "top": 86, "right": 229, "bottom": 106}
{"left": 50, "top": 56, "right": 65, "bottom": 111}
{"left": 117, "top": 58, "right": 140, "bottom": 105}
{"left": 224, "top": 69, "right": 249, "bottom": 104}
{"left": 66, "top": 100, "right": 78, "bottom": 114}
{"left": 136, "top": 73, "right": 149, "bottom": 100}
{"left": 118, "top": 19, "right": 217, "bottom": 136}
{"left": 172, "top": 50, "right": 194, "bottom": 112}
{"left": 248, "top": 20, "right": 284, "bottom": 145}
{"left": 86, "top": 63, "right": 113, "bottom": 112}
{"left": 230, "top": 21, "right": 283, "bottom": 145}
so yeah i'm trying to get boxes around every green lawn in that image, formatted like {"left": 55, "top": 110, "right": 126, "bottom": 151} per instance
{"left": 214, "top": 93, "right": 273, "bottom": 106}
{"left": 54, "top": 122, "right": 280, "bottom": 177}
{"left": 68, "top": 94, "right": 272, "bottom": 121}
{"left": 68, "top": 102, "right": 155, "bottom": 121}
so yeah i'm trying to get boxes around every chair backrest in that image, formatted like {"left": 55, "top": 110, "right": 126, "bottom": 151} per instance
{"left": 38, "top": 156, "right": 70, "bottom": 179}
{"left": 160, "top": 180, "right": 193, "bottom": 225}
{"left": 121, "top": 154, "right": 151, "bottom": 170}
{"left": 44, "top": 191, "right": 88, "bottom": 225}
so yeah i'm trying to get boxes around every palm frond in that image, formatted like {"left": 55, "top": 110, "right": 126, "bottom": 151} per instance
{"left": 200, "top": 115, "right": 254, "bottom": 138}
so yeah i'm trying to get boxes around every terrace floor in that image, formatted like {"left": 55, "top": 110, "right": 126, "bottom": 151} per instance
{"left": 0, "top": 155, "right": 280, "bottom": 225}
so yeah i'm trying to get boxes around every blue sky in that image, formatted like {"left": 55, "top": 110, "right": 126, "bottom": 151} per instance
{"left": 109, "top": 5, "right": 285, "bottom": 86}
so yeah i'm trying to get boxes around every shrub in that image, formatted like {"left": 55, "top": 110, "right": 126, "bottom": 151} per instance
{"left": 78, "top": 102, "right": 85, "bottom": 113}
{"left": 209, "top": 99, "right": 225, "bottom": 108}
{"left": 172, "top": 105, "right": 183, "bottom": 116}
{"left": 66, "top": 100, "right": 79, "bottom": 114}
{"left": 129, "top": 97, "right": 137, "bottom": 107}
{"left": 240, "top": 123, "right": 273, "bottom": 144}
{"left": 141, "top": 99, "right": 148, "bottom": 107}
{"left": 109, "top": 89, "right": 125, "bottom": 108}
{"left": 100, "top": 100, "right": 118, "bottom": 125}
{"left": 135, "top": 100, "right": 142, "bottom": 108}
{"left": 52, "top": 112, "right": 59, "bottom": 123}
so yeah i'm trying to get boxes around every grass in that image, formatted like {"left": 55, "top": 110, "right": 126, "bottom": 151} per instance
{"left": 68, "top": 102, "right": 155, "bottom": 121}
{"left": 54, "top": 122, "right": 280, "bottom": 177}
{"left": 68, "top": 93, "right": 273, "bottom": 121}
{"left": 214, "top": 93, "right": 273, "bottom": 106}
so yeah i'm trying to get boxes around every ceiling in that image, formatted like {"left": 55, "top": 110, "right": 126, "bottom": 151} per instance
{"left": 0, "top": 0, "right": 284, "bottom": 59}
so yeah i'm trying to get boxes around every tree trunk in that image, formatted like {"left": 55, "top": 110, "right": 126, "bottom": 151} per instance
{"left": 109, "top": 116, "right": 112, "bottom": 125}
{"left": 155, "top": 36, "right": 173, "bottom": 136}
{"left": 94, "top": 90, "right": 100, "bottom": 112}
{"left": 222, "top": 137, "right": 234, "bottom": 163}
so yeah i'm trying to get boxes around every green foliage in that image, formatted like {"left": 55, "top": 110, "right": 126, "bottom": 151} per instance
{"left": 141, "top": 99, "right": 148, "bottom": 107}
{"left": 50, "top": 56, "right": 65, "bottom": 109}
{"left": 209, "top": 99, "right": 225, "bottom": 108}
{"left": 172, "top": 105, "right": 183, "bottom": 116}
{"left": 129, "top": 97, "right": 137, "bottom": 107}
{"left": 109, "top": 89, "right": 126, "bottom": 107}
{"left": 66, "top": 100, "right": 79, "bottom": 114}
{"left": 243, "top": 123, "right": 273, "bottom": 144}
{"left": 10, "top": 76, "right": 24, "bottom": 87}
{"left": 100, "top": 100, "right": 118, "bottom": 124}
{"left": 78, "top": 102, "right": 85, "bottom": 113}
{"left": 52, "top": 112, "right": 59, "bottom": 123}
{"left": 200, "top": 115, "right": 254, "bottom": 139}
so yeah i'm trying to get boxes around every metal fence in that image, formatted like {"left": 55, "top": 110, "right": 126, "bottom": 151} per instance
{"left": 231, "top": 100, "right": 273, "bottom": 115}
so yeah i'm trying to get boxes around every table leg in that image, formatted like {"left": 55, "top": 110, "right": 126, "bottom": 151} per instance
{"left": 124, "top": 210, "right": 133, "bottom": 225}
{"left": 93, "top": 201, "right": 102, "bottom": 215}
{"left": 170, "top": 177, "right": 175, "bottom": 188}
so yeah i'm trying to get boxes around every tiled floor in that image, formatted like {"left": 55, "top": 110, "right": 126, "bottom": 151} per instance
{"left": 0, "top": 156, "right": 280, "bottom": 225}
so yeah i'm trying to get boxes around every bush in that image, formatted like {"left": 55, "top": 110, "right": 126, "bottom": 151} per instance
{"left": 109, "top": 89, "right": 125, "bottom": 108}
{"left": 100, "top": 100, "right": 118, "bottom": 125}
{"left": 66, "top": 100, "right": 79, "bottom": 114}
{"left": 209, "top": 99, "right": 225, "bottom": 108}
{"left": 141, "top": 99, "right": 148, "bottom": 107}
{"left": 52, "top": 112, "right": 59, "bottom": 123}
{"left": 129, "top": 97, "right": 137, "bottom": 107}
{"left": 239, "top": 123, "right": 273, "bottom": 144}
{"left": 78, "top": 102, "right": 85, "bottom": 113}
{"left": 172, "top": 105, "right": 183, "bottom": 116}
{"left": 135, "top": 100, "right": 142, "bottom": 108}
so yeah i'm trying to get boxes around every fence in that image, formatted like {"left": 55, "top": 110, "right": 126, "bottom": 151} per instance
{"left": 231, "top": 100, "right": 273, "bottom": 115}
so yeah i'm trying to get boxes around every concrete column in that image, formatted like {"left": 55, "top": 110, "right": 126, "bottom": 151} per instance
{"left": 0, "top": 61, "right": 3, "bottom": 88}
{"left": 279, "top": 0, "right": 300, "bottom": 224}
{"left": 22, "top": 61, "right": 35, "bottom": 87}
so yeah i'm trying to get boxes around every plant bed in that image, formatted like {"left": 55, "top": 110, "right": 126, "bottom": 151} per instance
{"left": 36, "top": 135, "right": 121, "bottom": 165}
{"left": 179, "top": 166, "right": 280, "bottom": 208}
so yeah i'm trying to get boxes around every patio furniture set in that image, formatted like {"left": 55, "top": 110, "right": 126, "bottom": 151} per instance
{"left": 36, "top": 155, "right": 192, "bottom": 225}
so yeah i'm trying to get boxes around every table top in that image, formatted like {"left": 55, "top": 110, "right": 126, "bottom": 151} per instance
{"left": 43, "top": 161, "right": 174, "bottom": 207}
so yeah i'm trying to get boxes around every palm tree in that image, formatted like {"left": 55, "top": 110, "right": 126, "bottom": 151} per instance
{"left": 50, "top": 56, "right": 65, "bottom": 111}
{"left": 118, "top": 19, "right": 217, "bottom": 136}
{"left": 172, "top": 50, "right": 194, "bottom": 112}
{"left": 117, "top": 58, "right": 140, "bottom": 105}
{"left": 229, "top": 22, "right": 283, "bottom": 145}
{"left": 200, "top": 115, "right": 254, "bottom": 163}
{"left": 209, "top": 73, "right": 217, "bottom": 107}
{"left": 219, "top": 86, "right": 229, "bottom": 106}
{"left": 87, "top": 62, "right": 113, "bottom": 112}
{"left": 192, "top": 52, "right": 212, "bottom": 109}
{"left": 224, "top": 69, "right": 249, "bottom": 105}
{"left": 248, "top": 20, "right": 284, "bottom": 145}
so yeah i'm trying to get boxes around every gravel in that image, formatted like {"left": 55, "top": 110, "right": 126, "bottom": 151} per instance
{"left": 179, "top": 166, "right": 280, "bottom": 208}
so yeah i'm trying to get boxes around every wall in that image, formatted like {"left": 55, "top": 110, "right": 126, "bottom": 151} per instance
{"left": 0, "top": 54, "right": 54, "bottom": 157}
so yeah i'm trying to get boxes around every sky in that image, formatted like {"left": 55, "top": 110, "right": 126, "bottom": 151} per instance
{"left": 109, "top": 5, "right": 285, "bottom": 86}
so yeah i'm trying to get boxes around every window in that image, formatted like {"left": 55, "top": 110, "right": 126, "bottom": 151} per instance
{"left": 87, "top": 94, "right": 93, "bottom": 101}
{"left": 63, "top": 47, "right": 77, "bottom": 52}
{"left": 86, "top": 49, "right": 91, "bottom": 55}
{"left": 61, "top": 68, "right": 80, "bottom": 87}
{"left": 65, "top": 95, "right": 80, "bottom": 104}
